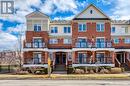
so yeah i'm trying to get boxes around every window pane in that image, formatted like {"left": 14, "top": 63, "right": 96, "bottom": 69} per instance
{"left": 68, "top": 27, "right": 71, "bottom": 33}
{"left": 64, "top": 27, "right": 67, "bottom": 33}
{"left": 114, "top": 38, "right": 119, "bottom": 44}
{"left": 111, "top": 27, "right": 115, "bottom": 33}
{"left": 96, "top": 24, "right": 100, "bottom": 31}
{"left": 101, "top": 24, "right": 104, "bottom": 31}
{"left": 78, "top": 24, "right": 82, "bottom": 31}
{"left": 83, "top": 24, "right": 86, "bottom": 31}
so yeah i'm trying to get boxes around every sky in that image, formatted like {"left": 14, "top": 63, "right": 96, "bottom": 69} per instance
{"left": 0, "top": 0, "right": 130, "bottom": 51}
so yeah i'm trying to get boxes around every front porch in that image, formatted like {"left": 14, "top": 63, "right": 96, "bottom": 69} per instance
{"left": 72, "top": 50, "right": 115, "bottom": 67}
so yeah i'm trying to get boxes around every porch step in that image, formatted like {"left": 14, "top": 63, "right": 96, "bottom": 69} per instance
{"left": 54, "top": 65, "right": 66, "bottom": 71}
{"left": 52, "top": 71, "right": 67, "bottom": 74}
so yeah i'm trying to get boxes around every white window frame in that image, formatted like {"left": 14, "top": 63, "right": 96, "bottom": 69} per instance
{"left": 49, "top": 38, "right": 58, "bottom": 44}
{"left": 113, "top": 38, "right": 119, "bottom": 44}
{"left": 124, "top": 38, "right": 130, "bottom": 44}
{"left": 96, "top": 23, "right": 105, "bottom": 32}
{"left": 111, "top": 27, "right": 115, "bottom": 33}
{"left": 64, "top": 27, "right": 71, "bottom": 33}
{"left": 78, "top": 23, "right": 87, "bottom": 32}
{"left": 63, "top": 38, "right": 72, "bottom": 44}
{"left": 34, "top": 24, "right": 41, "bottom": 32}
{"left": 33, "top": 52, "right": 42, "bottom": 64}
{"left": 96, "top": 37, "right": 105, "bottom": 48}
{"left": 50, "top": 27, "right": 58, "bottom": 33}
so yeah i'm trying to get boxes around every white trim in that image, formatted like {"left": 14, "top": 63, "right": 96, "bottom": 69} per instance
{"left": 33, "top": 37, "right": 42, "bottom": 38}
{"left": 47, "top": 49, "right": 72, "bottom": 52}
{"left": 114, "top": 49, "right": 130, "bottom": 52}
{"left": 96, "top": 37, "right": 105, "bottom": 39}
{"left": 23, "top": 64, "right": 48, "bottom": 68}
{"left": 72, "top": 48, "right": 115, "bottom": 51}
{"left": 72, "top": 64, "right": 115, "bottom": 67}
{"left": 78, "top": 37, "right": 87, "bottom": 39}
{"left": 23, "top": 48, "right": 48, "bottom": 51}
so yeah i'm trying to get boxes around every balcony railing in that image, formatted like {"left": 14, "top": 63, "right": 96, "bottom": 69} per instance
{"left": 24, "top": 59, "right": 42, "bottom": 64}
{"left": 75, "top": 57, "right": 113, "bottom": 64}
{"left": 75, "top": 42, "right": 112, "bottom": 48}
{"left": 25, "top": 42, "right": 46, "bottom": 48}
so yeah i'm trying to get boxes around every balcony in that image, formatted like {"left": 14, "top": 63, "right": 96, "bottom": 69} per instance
{"left": 24, "top": 42, "right": 46, "bottom": 48}
{"left": 75, "top": 42, "right": 112, "bottom": 48}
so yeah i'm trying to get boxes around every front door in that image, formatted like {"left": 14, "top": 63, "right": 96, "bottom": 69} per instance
{"left": 117, "top": 53, "right": 124, "bottom": 63}
{"left": 55, "top": 52, "right": 66, "bottom": 65}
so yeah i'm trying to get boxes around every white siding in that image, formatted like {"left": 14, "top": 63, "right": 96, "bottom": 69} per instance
{"left": 77, "top": 6, "right": 107, "bottom": 18}
{"left": 111, "top": 24, "right": 130, "bottom": 36}
{"left": 49, "top": 24, "right": 72, "bottom": 36}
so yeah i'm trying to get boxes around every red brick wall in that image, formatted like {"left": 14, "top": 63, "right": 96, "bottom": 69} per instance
{"left": 48, "top": 38, "right": 72, "bottom": 49}
{"left": 72, "top": 21, "right": 111, "bottom": 47}
{"left": 23, "top": 51, "right": 47, "bottom": 64}
{"left": 112, "top": 37, "right": 130, "bottom": 49}
{"left": 25, "top": 31, "right": 49, "bottom": 43}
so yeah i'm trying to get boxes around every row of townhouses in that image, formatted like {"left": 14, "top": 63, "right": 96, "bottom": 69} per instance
{"left": 23, "top": 4, "right": 130, "bottom": 71}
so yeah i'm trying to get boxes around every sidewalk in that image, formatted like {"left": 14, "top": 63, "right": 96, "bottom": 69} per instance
{"left": 0, "top": 73, "right": 130, "bottom": 80}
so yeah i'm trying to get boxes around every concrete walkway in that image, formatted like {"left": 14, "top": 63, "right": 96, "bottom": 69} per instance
{"left": 0, "top": 80, "right": 130, "bottom": 86}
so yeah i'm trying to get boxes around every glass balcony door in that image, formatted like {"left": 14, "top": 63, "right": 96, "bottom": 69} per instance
{"left": 77, "top": 38, "right": 87, "bottom": 48}
{"left": 33, "top": 38, "right": 43, "bottom": 48}
{"left": 96, "top": 38, "right": 105, "bottom": 48}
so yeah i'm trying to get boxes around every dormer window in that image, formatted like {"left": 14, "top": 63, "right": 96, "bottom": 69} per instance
{"left": 90, "top": 10, "right": 93, "bottom": 14}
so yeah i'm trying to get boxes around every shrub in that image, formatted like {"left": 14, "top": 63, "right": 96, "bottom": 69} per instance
{"left": 99, "top": 69, "right": 110, "bottom": 74}
{"left": 89, "top": 69, "right": 95, "bottom": 74}
{"left": 110, "top": 68, "right": 122, "bottom": 74}
{"left": 74, "top": 69, "right": 85, "bottom": 74}
{"left": 67, "top": 67, "right": 74, "bottom": 74}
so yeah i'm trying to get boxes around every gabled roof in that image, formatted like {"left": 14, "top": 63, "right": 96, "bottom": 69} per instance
{"left": 73, "top": 4, "right": 111, "bottom": 20}
{"left": 26, "top": 11, "right": 49, "bottom": 18}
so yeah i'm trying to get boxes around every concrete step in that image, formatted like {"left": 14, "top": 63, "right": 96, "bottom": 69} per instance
{"left": 54, "top": 65, "right": 66, "bottom": 71}
{"left": 52, "top": 71, "right": 67, "bottom": 74}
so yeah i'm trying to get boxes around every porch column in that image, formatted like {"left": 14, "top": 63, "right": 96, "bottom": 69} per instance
{"left": 92, "top": 51, "right": 95, "bottom": 63}
{"left": 45, "top": 52, "right": 48, "bottom": 64}
{"left": 124, "top": 52, "right": 126, "bottom": 63}
{"left": 112, "top": 51, "right": 115, "bottom": 64}
{"left": 72, "top": 51, "right": 75, "bottom": 64}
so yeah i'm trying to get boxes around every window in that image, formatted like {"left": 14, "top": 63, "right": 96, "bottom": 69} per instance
{"left": 33, "top": 38, "right": 43, "bottom": 48}
{"left": 78, "top": 24, "right": 87, "bottom": 32}
{"left": 96, "top": 38, "right": 105, "bottom": 48}
{"left": 77, "top": 38, "right": 87, "bottom": 48}
{"left": 125, "top": 27, "right": 128, "bottom": 33}
{"left": 63, "top": 38, "right": 71, "bottom": 44}
{"left": 111, "top": 27, "right": 115, "bottom": 33}
{"left": 90, "top": 10, "right": 93, "bottom": 14}
{"left": 124, "top": 38, "right": 130, "bottom": 44}
{"left": 33, "top": 53, "right": 41, "bottom": 64}
{"left": 78, "top": 53, "right": 87, "bottom": 64}
{"left": 113, "top": 38, "right": 119, "bottom": 44}
{"left": 34, "top": 24, "right": 41, "bottom": 32}
{"left": 96, "top": 53, "right": 105, "bottom": 63}
{"left": 96, "top": 23, "right": 105, "bottom": 32}
{"left": 51, "top": 27, "right": 58, "bottom": 33}
{"left": 49, "top": 38, "right": 58, "bottom": 44}
{"left": 64, "top": 27, "right": 71, "bottom": 33}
